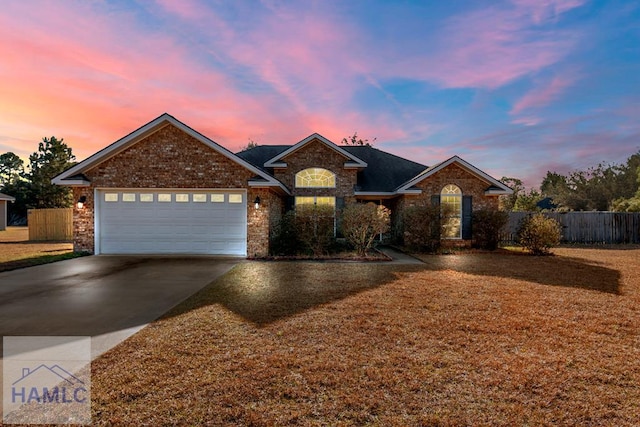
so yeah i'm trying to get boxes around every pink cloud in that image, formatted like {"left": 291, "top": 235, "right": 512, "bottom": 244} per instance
{"left": 511, "top": 0, "right": 587, "bottom": 24}
{"left": 0, "top": 0, "right": 592, "bottom": 173}
{"left": 0, "top": 1, "right": 311, "bottom": 159}
{"left": 388, "top": 0, "right": 584, "bottom": 89}
{"left": 145, "top": 1, "right": 428, "bottom": 148}
{"left": 154, "top": 0, "right": 209, "bottom": 21}
{"left": 511, "top": 116, "right": 542, "bottom": 126}
{"left": 512, "top": 75, "right": 574, "bottom": 115}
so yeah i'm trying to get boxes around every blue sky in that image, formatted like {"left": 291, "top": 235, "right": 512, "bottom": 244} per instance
{"left": 0, "top": 0, "right": 638, "bottom": 187}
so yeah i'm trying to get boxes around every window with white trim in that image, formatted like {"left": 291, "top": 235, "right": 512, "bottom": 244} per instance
{"left": 441, "top": 184, "right": 462, "bottom": 239}
{"left": 295, "top": 168, "right": 336, "bottom": 188}
{"left": 294, "top": 196, "right": 336, "bottom": 207}
{"left": 295, "top": 196, "right": 337, "bottom": 235}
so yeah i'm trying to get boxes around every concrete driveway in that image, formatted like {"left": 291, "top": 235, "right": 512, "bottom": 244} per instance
{"left": 0, "top": 255, "right": 240, "bottom": 359}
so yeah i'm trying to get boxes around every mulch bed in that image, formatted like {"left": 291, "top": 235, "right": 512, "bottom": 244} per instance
{"left": 252, "top": 249, "right": 391, "bottom": 262}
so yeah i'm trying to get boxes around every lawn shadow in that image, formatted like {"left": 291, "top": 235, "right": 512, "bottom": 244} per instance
{"left": 163, "top": 262, "right": 419, "bottom": 326}
{"left": 416, "top": 252, "right": 621, "bottom": 294}
{"left": 162, "top": 251, "right": 621, "bottom": 327}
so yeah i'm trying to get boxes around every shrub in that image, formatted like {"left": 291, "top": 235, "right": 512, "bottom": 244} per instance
{"left": 401, "top": 205, "right": 441, "bottom": 252}
{"left": 270, "top": 211, "right": 299, "bottom": 256}
{"left": 611, "top": 196, "right": 640, "bottom": 212}
{"left": 341, "top": 203, "right": 391, "bottom": 256}
{"left": 517, "top": 213, "right": 562, "bottom": 255}
{"left": 472, "top": 209, "right": 509, "bottom": 250}
{"left": 292, "top": 204, "right": 335, "bottom": 257}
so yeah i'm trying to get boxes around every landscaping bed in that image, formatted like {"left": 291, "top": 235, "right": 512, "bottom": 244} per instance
{"left": 253, "top": 248, "right": 391, "bottom": 262}
{"left": 89, "top": 247, "right": 640, "bottom": 425}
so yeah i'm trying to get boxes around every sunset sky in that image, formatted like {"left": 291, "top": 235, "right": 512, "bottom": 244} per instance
{"left": 1, "top": 0, "right": 638, "bottom": 187}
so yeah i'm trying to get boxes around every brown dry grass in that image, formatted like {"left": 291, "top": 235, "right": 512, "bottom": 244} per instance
{"left": 0, "top": 227, "right": 74, "bottom": 271}
{"left": 88, "top": 248, "right": 640, "bottom": 426}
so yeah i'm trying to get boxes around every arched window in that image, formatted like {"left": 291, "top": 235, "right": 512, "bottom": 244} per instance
{"left": 295, "top": 168, "right": 336, "bottom": 188}
{"left": 441, "top": 184, "right": 462, "bottom": 239}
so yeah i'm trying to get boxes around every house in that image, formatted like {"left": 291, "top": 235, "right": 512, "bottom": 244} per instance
{"left": 0, "top": 192, "right": 16, "bottom": 231}
{"left": 52, "top": 113, "right": 512, "bottom": 257}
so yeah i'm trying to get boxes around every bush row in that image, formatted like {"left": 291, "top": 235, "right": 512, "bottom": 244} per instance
{"left": 270, "top": 202, "right": 390, "bottom": 257}
{"left": 270, "top": 204, "right": 561, "bottom": 256}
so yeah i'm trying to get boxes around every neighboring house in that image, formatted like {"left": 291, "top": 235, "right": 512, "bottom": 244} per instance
{"left": 0, "top": 192, "right": 16, "bottom": 231}
{"left": 52, "top": 114, "right": 512, "bottom": 257}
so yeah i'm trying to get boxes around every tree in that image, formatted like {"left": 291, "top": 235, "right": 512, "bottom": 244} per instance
{"left": 616, "top": 153, "right": 640, "bottom": 197}
{"left": 341, "top": 203, "right": 390, "bottom": 256}
{"left": 499, "top": 177, "right": 542, "bottom": 211}
{"left": 514, "top": 188, "right": 543, "bottom": 211}
{"left": 0, "top": 152, "right": 24, "bottom": 187}
{"left": 342, "top": 132, "right": 376, "bottom": 147}
{"left": 540, "top": 152, "right": 640, "bottom": 211}
{"left": 1, "top": 179, "right": 29, "bottom": 225}
{"left": 540, "top": 172, "right": 570, "bottom": 207}
{"left": 28, "top": 137, "right": 76, "bottom": 208}
{"left": 611, "top": 164, "right": 640, "bottom": 212}
{"left": 611, "top": 196, "right": 640, "bottom": 212}
{"left": 240, "top": 138, "right": 259, "bottom": 151}
{"left": 0, "top": 152, "right": 28, "bottom": 224}
{"left": 499, "top": 177, "right": 523, "bottom": 211}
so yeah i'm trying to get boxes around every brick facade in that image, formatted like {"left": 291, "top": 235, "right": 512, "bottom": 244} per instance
{"left": 273, "top": 139, "right": 358, "bottom": 202}
{"left": 391, "top": 163, "right": 501, "bottom": 244}
{"left": 246, "top": 187, "right": 283, "bottom": 258}
{"left": 73, "top": 187, "right": 94, "bottom": 252}
{"left": 73, "top": 124, "right": 275, "bottom": 256}
{"left": 66, "top": 117, "right": 508, "bottom": 257}
{"left": 404, "top": 163, "right": 500, "bottom": 211}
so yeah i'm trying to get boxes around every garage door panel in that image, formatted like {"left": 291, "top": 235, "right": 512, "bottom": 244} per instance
{"left": 98, "top": 190, "right": 247, "bottom": 255}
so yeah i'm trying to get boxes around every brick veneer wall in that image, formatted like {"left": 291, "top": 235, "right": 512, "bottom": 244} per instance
{"left": 392, "top": 163, "right": 500, "bottom": 242}
{"left": 73, "top": 187, "right": 94, "bottom": 252}
{"left": 247, "top": 187, "right": 283, "bottom": 257}
{"left": 273, "top": 139, "right": 358, "bottom": 201}
{"left": 405, "top": 163, "right": 500, "bottom": 211}
{"left": 73, "top": 124, "right": 274, "bottom": 256}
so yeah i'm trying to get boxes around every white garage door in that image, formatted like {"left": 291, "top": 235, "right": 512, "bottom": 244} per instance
{"left": 96, "top": 190, "right": 247, "bottom": 255}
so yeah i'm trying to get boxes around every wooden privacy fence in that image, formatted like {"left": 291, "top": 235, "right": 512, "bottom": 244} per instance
{"left": 502, "top": 212, "right": 640, "bottom": 244}
{"left": 28, "top": 208, "right": 73, "bottom": 241}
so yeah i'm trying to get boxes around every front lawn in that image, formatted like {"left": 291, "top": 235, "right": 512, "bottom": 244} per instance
{"left": 0, "top": 226, "right": 77, "bottom": 272}
{"left": 91, "top": 248, "right": 640, "bottom": 426}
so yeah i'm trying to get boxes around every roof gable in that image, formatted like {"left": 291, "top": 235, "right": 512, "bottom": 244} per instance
{"left": 0, "top": 192, "right": 15, "bottom": 202}
{"left": 52, "top": 114, "right": 289, "bottom": 193}
{"left": 396, "top": 156, "right": 513, "bottom": 195}
{"left": 263, "top": 133, "right": 367, "bottom": 168}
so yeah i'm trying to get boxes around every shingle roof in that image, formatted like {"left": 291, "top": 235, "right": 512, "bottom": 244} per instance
{"left": 342, "top": 146, "right": 427, "bottom": 192}
{"left": 236, "top": 145, "right": 289, "bottom": 173}
{"left": 236, "top": 145, "right": 427, "bottom": 192}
